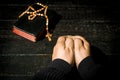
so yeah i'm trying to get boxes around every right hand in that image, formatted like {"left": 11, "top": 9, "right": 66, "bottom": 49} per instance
{"left": 73, "top": 36, "right": 90, "bottom": 68}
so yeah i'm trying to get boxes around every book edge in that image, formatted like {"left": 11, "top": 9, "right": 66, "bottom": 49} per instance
{"left": 13, "top": 26, "right": 37, "bottom": 42}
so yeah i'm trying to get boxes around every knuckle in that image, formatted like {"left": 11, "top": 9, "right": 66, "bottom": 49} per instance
{"left": 74, "top": 38, "right": 82, "bottom": 43}
{"left": 58, "top": 36, "right": 65, "bottom": 41}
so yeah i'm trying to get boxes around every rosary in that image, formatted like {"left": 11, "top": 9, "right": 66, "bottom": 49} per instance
{"left": 19, "top": 3, "right": 52, "bottom": 41}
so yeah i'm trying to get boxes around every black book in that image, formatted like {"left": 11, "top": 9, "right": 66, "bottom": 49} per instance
{"left": 13, "top": 3, "right": 61, "bottom": 42}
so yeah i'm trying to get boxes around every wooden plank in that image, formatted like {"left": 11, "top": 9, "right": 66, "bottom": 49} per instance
{"left": 0, "top": 54, "right": 51, "bottom": 76}
{"left": 0, "top": 76, "right": 32, "bottom": 80}
{"left": 0, "top": 5, "right": 26, "bottom": 20}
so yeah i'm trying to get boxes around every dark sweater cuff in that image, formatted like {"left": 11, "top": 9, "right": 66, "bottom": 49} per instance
{"left": 48, "top": 59, "right": 71, "bottom": 74}
{"left": 78, "top": 56, "right": 95, "bottom": 68}
{"left": 78, "top": 56, "right": 97, "bottom": 80}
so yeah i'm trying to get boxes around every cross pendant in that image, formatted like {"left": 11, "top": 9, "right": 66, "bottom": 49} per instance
{"left": 46, "top": 32, "right": 52, "bottom": 41}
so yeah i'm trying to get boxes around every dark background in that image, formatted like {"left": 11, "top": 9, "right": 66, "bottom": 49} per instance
{"left": 0, "top": 0, "right": 120, "bottom": 80}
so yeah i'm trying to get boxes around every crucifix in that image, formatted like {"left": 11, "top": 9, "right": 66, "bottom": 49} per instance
{"left": 46, "top": 32, "right": 52, "bottom": 41}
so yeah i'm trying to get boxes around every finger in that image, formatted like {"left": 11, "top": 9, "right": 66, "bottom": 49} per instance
{"left": 73, "top": 35, "right": 90, "bottom": 49}
{"left": 56, "top": 36, "right": 66, "bottom": 48}
{"left": 74, "top": 38, "right": 83, "bottom": 51}
{"left": 73, "top": 35, "right": 87, "bottom": 43}
{"left": 65, "top": 37, "right": 74, "bottom": 48}
{"left": 66, "top": 35, "right": 73, "bottom": 38}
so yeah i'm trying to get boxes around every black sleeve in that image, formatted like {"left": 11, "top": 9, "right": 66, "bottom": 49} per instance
{"left": 33, "top": 59, "right": 71, "bottom": 80}
{"left": 78, "top": 56, "right": 104, "bottom": 80}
